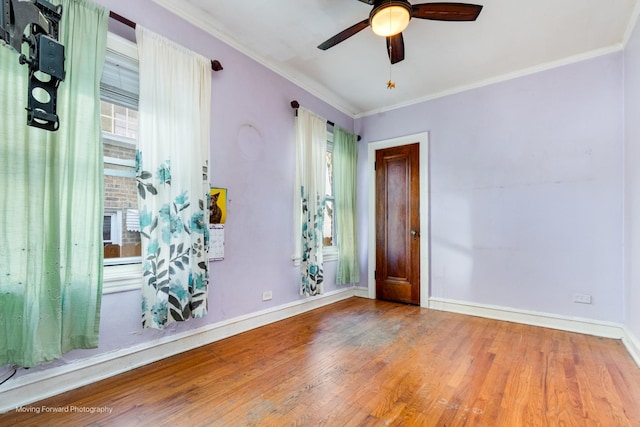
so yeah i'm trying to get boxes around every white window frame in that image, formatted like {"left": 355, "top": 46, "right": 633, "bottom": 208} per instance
{"left": 102, "top": 32, "right": 142, "bottom": 294}
{"left": 103, "top": 210, "right": 123, "bottom": 245}
{"left": 324, "top": 131, "right": 338, "bottom": 262}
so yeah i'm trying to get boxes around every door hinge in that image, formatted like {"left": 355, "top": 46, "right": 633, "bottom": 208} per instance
{"left": 374, "top": 161, "right": 376, "bottom": 170}
{"left": 374, "top": 270, "right": 377, "bottom": 280}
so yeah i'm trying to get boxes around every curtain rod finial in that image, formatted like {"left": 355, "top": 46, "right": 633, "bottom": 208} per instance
{"left": 290, "top": 100, "right": 300, "bottom": 109}
{"left": 211, "top": 60, "right": 223, "bottom": 72}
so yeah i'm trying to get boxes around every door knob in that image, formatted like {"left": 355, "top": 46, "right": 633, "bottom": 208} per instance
{"left": 411, "top": 230, "right": 418, "bottom": 239}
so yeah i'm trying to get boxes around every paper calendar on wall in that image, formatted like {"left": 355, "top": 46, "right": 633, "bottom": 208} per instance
{"left": 208, "top": 224, "right": 224, "bottom": 261}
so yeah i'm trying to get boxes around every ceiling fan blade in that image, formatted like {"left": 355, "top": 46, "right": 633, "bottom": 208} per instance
{"left": 412, "top": 3, "right": 483, "bottom": 21}
{"left": 386, "top": 33, "right": 405, "bottom": 64}
{"left": 318, "top": 19, "right": 370, "bottom": 50}
{"left": 356, "top": 0, "right": 375, "bottom": 4}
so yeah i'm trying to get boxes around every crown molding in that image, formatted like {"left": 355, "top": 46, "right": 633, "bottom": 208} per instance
{"left": 355, "top": 44, "right": 623, "bottom": 118}
{"left": 154, "top": 1, "right": 630, "bottom": 120}
{"left": 151, "top": 0, "right": 359, "bottom": 118}
{"left": 623, "top": 0, "right": 640, "bottom": 47}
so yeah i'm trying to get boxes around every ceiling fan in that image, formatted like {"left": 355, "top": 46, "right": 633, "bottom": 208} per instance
{"left": 317, "top": 1, "right": 483, "bottom": 64}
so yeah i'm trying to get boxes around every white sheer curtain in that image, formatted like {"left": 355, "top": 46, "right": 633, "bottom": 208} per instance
{"left": 293, "top": 107, "right": 327, "bottom": 296}
{"left": 135, "top": 27, "right": 211, "bottom": 329}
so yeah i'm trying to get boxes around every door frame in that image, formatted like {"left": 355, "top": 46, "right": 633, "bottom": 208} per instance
{"left": 368, "top": 132, "right": 430, "bottom": 308}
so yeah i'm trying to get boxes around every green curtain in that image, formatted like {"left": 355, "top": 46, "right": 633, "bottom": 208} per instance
{"left": 333, "top": 127, "right": 360, "bottom": 285}
{"left": 0, "top": 0, "right": 108, "bottom": 367}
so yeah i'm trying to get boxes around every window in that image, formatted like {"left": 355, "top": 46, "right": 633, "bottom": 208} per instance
{"left": 102, "top": 104, "right": 139, "bottom": 263}
{"left": 101, "top": 33, "right": 142, "bottom": 293}
{"left": 323, "top": 132, "right": 338, "bottom": 261}
{"left": 101, "top": 34, "right": 139, "bottom": 266}
{"left": 103, "top": 210, "right": 123, "bottom": 245}
{"left": 101, "top": 101, "right": 138, "bottom": 138}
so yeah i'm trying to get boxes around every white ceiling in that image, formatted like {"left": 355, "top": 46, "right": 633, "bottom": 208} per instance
{"left": 153, "top": 0, "right": 639, "bottom": 117}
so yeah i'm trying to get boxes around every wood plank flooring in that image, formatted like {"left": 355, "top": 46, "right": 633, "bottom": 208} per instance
{"left": 1, "top": 297, "right": 639, "bottom": 426}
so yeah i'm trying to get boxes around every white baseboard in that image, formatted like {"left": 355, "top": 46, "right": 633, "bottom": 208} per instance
{"left": 354, "top": 293, "right": 636, "bottom": 362}
{"left": 429, "top": 297, "right": 640, "bottom": 369}
{"left": 3, "top": 290, "right": 637, "bottom": 414}
{"left": 622, "top": 327, "right": 640, "bottom": 368}
{"left": 0, "top": 288, "right": 355, "bottom": 414}
{"left": 353, "top": 286, "right": 369, "bottom": 298}
{"left": 428, "top": 297, "right": 626, "bottom": 339}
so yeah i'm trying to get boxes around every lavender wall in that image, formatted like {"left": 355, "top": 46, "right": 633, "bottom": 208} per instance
{"left": 625, "top": 19, "right": 640, "bottom": 340}
{"left": 356, "top": 53, "right": 625, "bottom": 323}
{"left": 18, "top": 0, "right": 356, "bottom": 375}
{"left": 11, "top": 0, "right": 634, "bottom": 381}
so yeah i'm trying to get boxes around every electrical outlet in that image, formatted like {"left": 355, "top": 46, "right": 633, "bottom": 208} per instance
{"left": 262, "top": 290, "right": 272, "bottom": 301}
{"left": 573, "top": 294, "right": 592, "bottom": 304}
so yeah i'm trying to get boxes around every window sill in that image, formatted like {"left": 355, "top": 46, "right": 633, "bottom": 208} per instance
{"left": 103, "top": 262, "right": 142, "bottom": 294}
{"left": 324, "top": 246, "right": 339, "bottom": 262}
{"left": 102, "top": 131, "right": 136, "bottom": 148}
{"left": 104, "top": 256, "right": 141, "bottom": 267}
{"left": 292, "top": 247, "right": 339, "bottom": 267}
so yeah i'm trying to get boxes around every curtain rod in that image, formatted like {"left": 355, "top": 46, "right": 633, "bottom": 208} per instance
{"left": 109, "top": 11, "right": 223, "bottom": 72}
{"left": 290, "top": 100, "right": 361, "bottom": 141}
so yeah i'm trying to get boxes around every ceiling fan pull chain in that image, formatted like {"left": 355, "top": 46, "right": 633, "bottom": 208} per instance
{"left": 387, "top": 45, "right": 396, "bottom": 89}
{"left": 386, "top": 6, "right": 397, "bottom": 90}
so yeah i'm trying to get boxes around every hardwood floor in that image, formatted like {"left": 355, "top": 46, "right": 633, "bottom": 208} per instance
{"left": 1, "top": 297, "right": 639, "bottom": 426}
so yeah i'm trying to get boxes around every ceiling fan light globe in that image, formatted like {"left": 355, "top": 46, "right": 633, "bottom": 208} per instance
{"left": 371, "top": 5, "right": 411, "bottom": 37}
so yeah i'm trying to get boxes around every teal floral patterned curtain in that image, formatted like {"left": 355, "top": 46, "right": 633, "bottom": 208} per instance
{"left": 293, "top": 108, "right": 327, "bottom": 296}
{"left": 135, "top": 27, "right": 211, "bottom": 329}
{"left": 333, "top": 127, "right": 360, "bottom": 285}
{"left": 0, "top": 0, "right": 107, "bottom": 367}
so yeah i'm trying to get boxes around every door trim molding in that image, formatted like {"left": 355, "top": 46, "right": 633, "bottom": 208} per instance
{"left": 368, "top": 132, "right": 430, "bottom": 307}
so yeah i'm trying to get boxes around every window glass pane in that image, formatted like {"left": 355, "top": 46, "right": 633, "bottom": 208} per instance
{"left": 103, "top": 215, "right": 112, "bottom": 242}
{"left": 324, "top": 140, "right": 336, "bottom": 248}
{"left": 323, "top": 199, "right": 333, "bottom": 247}
{"left": 100, "top": 116, "right": 113, "bottom": 133}
{"left": 101, "top": 100, "right": 137, "bottom": 139}
{"left": 128, "top": 119, "right": 137, "bottom": 139}
{"left": 326, "top": 151, "right": 333, "bottom": 197}
{"left": 103, "top": 137, "right": 140, "bottom": 260}
{"left": 114, "top": 104, "right": 126, "bottom": 118}
{"left": 114, "top": 119, "right": 127, "bottom": 136}
{"left": 100, "top": 101, "right": 112, "bottom": 116}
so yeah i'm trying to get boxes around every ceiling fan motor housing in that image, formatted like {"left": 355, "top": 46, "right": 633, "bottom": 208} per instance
{"left": 318, "top": 1, "right": 483, "bottom": 64}
{"left": 369, "top": 0, "right": 413, "bottom": 37}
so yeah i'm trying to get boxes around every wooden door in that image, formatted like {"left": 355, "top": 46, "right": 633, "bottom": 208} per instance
{"left": 375, "top": 143, "right": 420, "bottom": 305}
